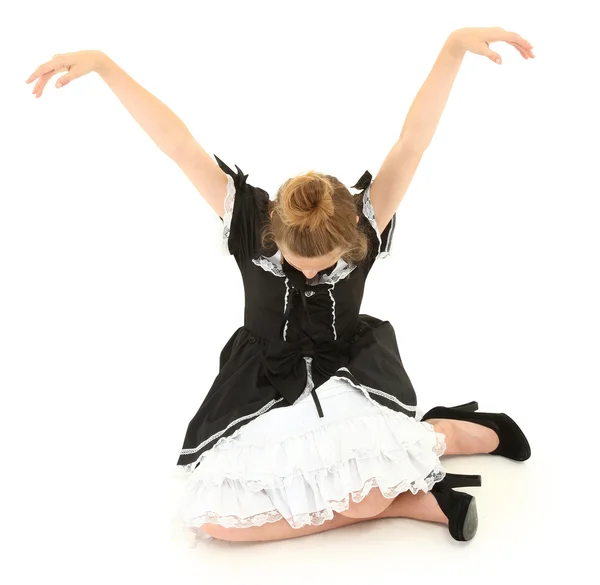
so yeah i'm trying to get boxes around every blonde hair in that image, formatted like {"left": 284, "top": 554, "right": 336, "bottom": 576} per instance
{"left": 261, "top": 170, "right": 369, "bottom": 264}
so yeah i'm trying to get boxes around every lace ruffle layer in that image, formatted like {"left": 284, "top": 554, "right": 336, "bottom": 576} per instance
{"left": 171, "top": 410, "right": 447, "bottom": 533}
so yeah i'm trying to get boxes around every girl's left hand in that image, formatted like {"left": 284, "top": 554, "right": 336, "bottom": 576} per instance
{"left": 451, "top": 27, "right": 535, "bottom": 64}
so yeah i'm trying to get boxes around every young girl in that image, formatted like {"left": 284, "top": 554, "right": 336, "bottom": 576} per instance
{"left": 26, "top": 26, "right": 535, "bottom": 544}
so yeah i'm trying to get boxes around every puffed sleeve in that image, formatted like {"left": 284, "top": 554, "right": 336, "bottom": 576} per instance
{"left": 352, "top": 170, "right": 397, "bottom": 262}
{"left": 214, "top": 154, "right": 271, "bottom": 258}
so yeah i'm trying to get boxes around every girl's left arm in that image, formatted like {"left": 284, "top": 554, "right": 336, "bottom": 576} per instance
{"left": 370, "top": 27, "right": 535, "bottom": 235}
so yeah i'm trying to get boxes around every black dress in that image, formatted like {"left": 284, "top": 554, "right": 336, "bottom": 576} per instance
{"left": 171, "top": 155, "right": 446, "bottom": 535}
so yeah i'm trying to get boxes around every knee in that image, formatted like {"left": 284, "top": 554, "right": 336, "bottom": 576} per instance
{"left": 338, "top": 488, "right": 392, "bottom": 519}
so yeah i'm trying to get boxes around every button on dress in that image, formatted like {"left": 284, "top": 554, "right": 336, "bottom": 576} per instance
{"left": 171, "top": 155, "right": 447, "bottom": 538}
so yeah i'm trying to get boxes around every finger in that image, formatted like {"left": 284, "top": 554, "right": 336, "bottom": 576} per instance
{"left": 55, "top": 71, "right": 73, "bottom": 88}
{"left": 54, "top": 62, "right": 74, "bottom": 88}
{"left": 31, "top": 69, "right": 56, "bottom": 98}
{"left": 508, "top": 32, "right": 535, "bottom": 55}
{"left": 489, "top": 30, "right": 535, "bottom": 59}
{"left": 507, "top": 42, "right": 528, "bottom": 59}
{"left": 31, "top": 62, "right": 72, "bottom": 96}
{"left": 506, "top": 31, "right": 532, "bottom": 48}
{"left": 485, "top": 49, "right": 503, "bottom": 64}
{"left": 508, "top": 41, "right": 535, "bottom": 59}
{"left": 26, "top": 59, "right": 58, "bottom": 84}
{"left": 26, "top": 55, "right": 69, "bottom": 84}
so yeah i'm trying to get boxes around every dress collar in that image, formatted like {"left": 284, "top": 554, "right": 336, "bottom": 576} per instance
{"left": 281, "top": 253, "right": 338, "bottom": 282}
{"left": 252, "top": 249, "right": 357, "bottom": 285}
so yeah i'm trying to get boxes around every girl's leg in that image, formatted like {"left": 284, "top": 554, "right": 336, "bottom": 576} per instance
{"left": 200, "top": 489, "right": 447, "bottom": 543}
{"left": 376, "top": 489, "right": 447, "bottom": 522}
{"left": 429, "top": 419, "right": 499, "bottom": 455}
{"left": 201, "top": 510, "right": 376, "bottom": 542}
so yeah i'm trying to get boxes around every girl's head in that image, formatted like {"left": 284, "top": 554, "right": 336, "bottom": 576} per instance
{"left": 261, "top": 170, "right": 369, "bottom": 279}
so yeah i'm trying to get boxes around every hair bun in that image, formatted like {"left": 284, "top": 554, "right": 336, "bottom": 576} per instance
{"left": 279, "top": 171, "right": 335, "bottom": 230}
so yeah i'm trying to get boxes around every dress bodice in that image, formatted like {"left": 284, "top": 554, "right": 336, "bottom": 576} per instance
{"left": 175, "top": 155, "right": 415, "bottom": 472}
{"left": 216, "top": 156, "right": 394, "bottom": 345}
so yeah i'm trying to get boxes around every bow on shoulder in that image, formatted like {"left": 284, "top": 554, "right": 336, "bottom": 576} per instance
{"left": 351, "top": 170, "right": 373, "bottom": 191}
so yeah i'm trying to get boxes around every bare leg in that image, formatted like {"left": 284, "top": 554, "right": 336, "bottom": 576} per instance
{"left": 200, "top": 489, "right": 447, "bottom": 542}
{"left": 337, "top": 486, "right": 397, "bottom": 519}
{"left": 428, "top": 419, "right": 499, "bottom": 455}
{"left": 375, "top": 490, "right": 447, "bottom": 523}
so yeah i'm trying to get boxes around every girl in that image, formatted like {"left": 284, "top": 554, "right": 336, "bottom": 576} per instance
{"left": 26, "top": 26, "right": 535, "bottom": 544}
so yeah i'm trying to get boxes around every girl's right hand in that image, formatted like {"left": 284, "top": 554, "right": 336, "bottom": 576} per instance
{"left": 26, "top": 50, "right": 106, "bottom": 98}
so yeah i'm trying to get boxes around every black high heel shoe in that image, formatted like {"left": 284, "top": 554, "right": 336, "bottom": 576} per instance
{"left": 431, "top": 472, "right": 482, "bottom": 542}
{"left": 423, "top": 401, "right": 531, "bottom": 462}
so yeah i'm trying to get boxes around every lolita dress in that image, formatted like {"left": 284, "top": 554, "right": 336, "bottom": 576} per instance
{"left": 170, "top": 155, "right": 447, "bottom": 540}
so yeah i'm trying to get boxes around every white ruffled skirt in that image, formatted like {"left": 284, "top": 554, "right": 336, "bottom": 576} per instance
{"left": 171, "top": 376, "right": 447, "bottom": 537}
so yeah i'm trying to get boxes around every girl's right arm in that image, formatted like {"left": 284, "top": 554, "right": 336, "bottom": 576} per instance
{"left": 26, "top": 50, "right": 228, "bottom": 218}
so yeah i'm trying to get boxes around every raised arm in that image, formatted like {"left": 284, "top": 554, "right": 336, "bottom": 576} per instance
{"left": 26, "top": 50, "right": 228, "bottom": 217}
{"left": 369, "top": 27, "right": 535, "bottom": 235}
{"left": 95, "top": 55, "right": 229, "bottom": 217}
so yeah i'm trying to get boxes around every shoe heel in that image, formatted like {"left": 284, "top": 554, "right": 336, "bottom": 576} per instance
{"left": 451, "top": 401, "right": 479, "bottom": 412}
{"left": 431, "top": 478, "right": 479, "bottom": 541}
{"left": 443, "top": 472, "right": 482, "bottom": 489}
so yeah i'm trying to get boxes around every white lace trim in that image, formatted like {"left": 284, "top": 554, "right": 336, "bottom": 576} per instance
{"left": 177, "top": 464, "right": 446, "bottom": 532}
{"left": 251, "top": 253, "right": 286, "bottom": 277}
{"left": 332, "top": 368, "right": 418, "bottom": 413}
{"left": 320, "top": 260, "right": 357, "bottom": 285}
{"left": 252, "top": 250, "right": 357, "bottom": 285}
{"left": 362, "top": 183, "right": 394, "bottom": 259}
{"left": 328, "top": 284, "right": 337, "bottom": 339}
{"left": 282, "top": 277, "right": 290, "bottom": 340}
{"left": 178, "top": 397, "right": 285, "bottom": 468}
{"left": 222, "top": 174, "right": 236, "bottom": 252}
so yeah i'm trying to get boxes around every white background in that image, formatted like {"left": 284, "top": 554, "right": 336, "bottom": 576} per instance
{"left": 2, "top": 0, "right": 598, "bottom": 583}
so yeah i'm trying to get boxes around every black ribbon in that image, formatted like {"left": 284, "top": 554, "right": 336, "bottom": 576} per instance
{"left": 351, "top": 170, "right": 372, "bottom": 191}
{"left": 260, "top": 336, "right": 351, "bottom": 414}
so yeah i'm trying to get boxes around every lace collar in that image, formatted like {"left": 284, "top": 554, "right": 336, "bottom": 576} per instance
{"left": 252, "top": 249, "right": 357, "bottom": 286}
